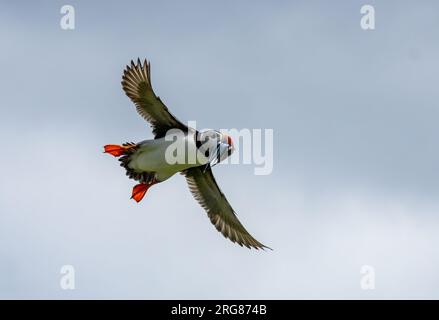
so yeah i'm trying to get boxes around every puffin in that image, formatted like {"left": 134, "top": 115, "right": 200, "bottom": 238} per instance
{"left": 104, "top": 59, "right": 270, "bottom": 250}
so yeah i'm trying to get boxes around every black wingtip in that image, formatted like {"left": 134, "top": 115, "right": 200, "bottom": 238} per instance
{"left": 262, "top": 245, "right": 274, "bottom": 251}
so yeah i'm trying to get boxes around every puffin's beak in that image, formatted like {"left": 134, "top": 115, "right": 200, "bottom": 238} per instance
{"left": 225, "top": 134, "right": 234, "bottom": 156}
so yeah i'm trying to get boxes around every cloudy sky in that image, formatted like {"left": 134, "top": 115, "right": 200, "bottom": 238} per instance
{"left": 1, "top": 0, "right": 439, "bottom": 299}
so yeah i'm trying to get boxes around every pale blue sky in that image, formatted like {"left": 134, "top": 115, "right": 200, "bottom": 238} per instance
{"left": 1, "top": 0, "right": 439, "bottom": 299}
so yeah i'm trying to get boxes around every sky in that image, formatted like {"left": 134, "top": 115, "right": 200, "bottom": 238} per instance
{"left": 1, "top": 0, "right": 439, "bottom": 299}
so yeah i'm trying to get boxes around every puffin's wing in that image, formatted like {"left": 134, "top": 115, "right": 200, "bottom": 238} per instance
{"left": 183, "top": 166, "right": 270, "bottom": 250}
{"left": 121, "top": 59, "right": 188, "bottom": 138}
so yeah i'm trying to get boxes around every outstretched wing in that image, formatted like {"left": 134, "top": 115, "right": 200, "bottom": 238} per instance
{"left": 183, "top": 166, "right": 270, "bottom": 250}
{"left": 121, "top": 59, "right": 188, "bottom": 138}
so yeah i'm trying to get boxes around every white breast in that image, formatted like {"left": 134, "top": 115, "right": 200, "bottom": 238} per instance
{"left": 128, "top": 133, "right": 208, "bottom": 181}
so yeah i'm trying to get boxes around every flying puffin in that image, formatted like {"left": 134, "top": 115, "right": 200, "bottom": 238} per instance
{"left": 104, "top": 59, "right": 270, "bottom": 250}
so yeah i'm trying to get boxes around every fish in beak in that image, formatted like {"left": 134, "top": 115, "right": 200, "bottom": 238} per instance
{"left": 206, "top": 133, "right": 234, "bottom": 167}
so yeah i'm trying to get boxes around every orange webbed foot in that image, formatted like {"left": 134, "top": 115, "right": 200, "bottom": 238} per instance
{"left": 131, "top": 184, "right": 149, "bottom": 203}
{"left": 131, "top": 180, "right": 158, "bottom": 203}
{"left": 103, "top": 145, "right": 127, "bottom": 157}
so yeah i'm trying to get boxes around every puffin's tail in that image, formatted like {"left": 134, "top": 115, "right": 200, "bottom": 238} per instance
{"left": 103, "top": 142, "right": 137, "bottom": 157}
{"left": 104, "top": 142, "right": 155, "bottom": 184}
